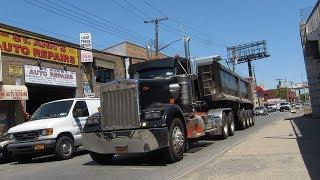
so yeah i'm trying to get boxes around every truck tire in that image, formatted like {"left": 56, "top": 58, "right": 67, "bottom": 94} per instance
{"left": 163, "top": 118, "right": 186, "bottom": 163}
{"left": 89, "top": 152, "right": 114, "bottom": 164}
{"left": 248, "top": 111, "right": 253, "bottom": 127}
{"left": 251, "top": 111, "right": 255, "bottom": 126}
{"left": 238, "top": 110, "right": 246, "bottom": 130}
{"left": 220, "top": 112, "right": 229, "bottom": 139}
{"left": 228, "top": 112, "right": 235, "bottom": 136}
{"left": 55, "top": 136, "right": 74, "bottom": 160}
{"left": 245, "top": 111, "right": 250, "bottom": 128}
{"left": 14, "top": 154, "right": 32, "bottom": 164}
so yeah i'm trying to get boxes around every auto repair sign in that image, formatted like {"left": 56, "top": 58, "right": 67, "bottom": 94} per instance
{"left": 0, "top": 28, "right": 79, "bottom": 65}
{"left": 25, "top": 65, "right": 77, "bottom": 87}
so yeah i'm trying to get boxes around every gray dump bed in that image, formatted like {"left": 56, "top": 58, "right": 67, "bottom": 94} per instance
{"left": 195, "top": 60, "right": 251, "bottom": 102}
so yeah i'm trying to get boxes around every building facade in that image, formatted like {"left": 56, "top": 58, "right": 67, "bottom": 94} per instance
{"left": 300, "top": 0, "right": 320, "bottom": 117}
{"left": 103, "top": 41, "right": 167, "bottom": 60}
{"left": 0, "top": 23, "right": 140, "bottom": 135}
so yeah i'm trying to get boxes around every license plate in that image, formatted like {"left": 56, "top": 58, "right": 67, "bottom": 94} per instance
{"left": 115, "top": 145, "right": 128, "bottom": 153}
{"left": 34, "top": 144, "right": 45, "bottom": 150}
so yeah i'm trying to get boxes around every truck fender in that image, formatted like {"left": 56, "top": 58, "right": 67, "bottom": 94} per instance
{"left": 207, "top": 108, "right": 232, "bottom": 127}
{"left": 151, "top": 104, "right": 186, "bottom": 127}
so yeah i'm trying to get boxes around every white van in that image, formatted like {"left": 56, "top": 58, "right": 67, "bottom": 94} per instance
{"left": 6, "top": 98, "right": 100, "bottom": 163}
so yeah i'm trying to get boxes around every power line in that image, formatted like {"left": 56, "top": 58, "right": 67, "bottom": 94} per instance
{"left": 23, "top": 0, "right": 148, "bottom": 46}
{"left": 111, "top": 0, "right": 179, "bottom": 55}
{"left": 141, "top": 0, "right": 229, "bottom": 46}
{"left": 44, "top": 0, "right": 150, "bottom": 43}
{"left": 122, "top": 0, "right": 151, "bottom": 19}
{"left": 111, "top": 0, "right": 146, "bottom": 21}
{"left": 56, "top": 0, "right": 153, "bottom": 42}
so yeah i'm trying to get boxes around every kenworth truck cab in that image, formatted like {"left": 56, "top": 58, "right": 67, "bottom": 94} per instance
{"left": 82, "top": 56, "right": 254, "bottom": 163}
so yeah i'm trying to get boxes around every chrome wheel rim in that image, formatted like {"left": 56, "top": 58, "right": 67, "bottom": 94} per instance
{"left": 230, "top": 120, "right": 235, "bottom": 132}
{"left": 224, "top": 122, "right": 228, "bottom": 134}
{"left": 61, "top": 141, "right": 72, "bottom": 156}
{"left": 172, "top": 126, "right": 184, "bottom": 153}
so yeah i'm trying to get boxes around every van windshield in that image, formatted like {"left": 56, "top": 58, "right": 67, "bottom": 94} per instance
{"left": 30, "top": 100, "right": 73, "bottom": 121}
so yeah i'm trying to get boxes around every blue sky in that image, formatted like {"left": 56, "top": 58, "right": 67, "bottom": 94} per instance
{"left": 1, "top": 0, "right": 317, "bottom": 89}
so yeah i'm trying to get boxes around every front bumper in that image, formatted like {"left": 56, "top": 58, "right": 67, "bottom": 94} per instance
{"left": 83, "top": 127, "right": 168, "bottom": 154}
{"left": 7, "top": 139, "right": 56, "bottom": 155}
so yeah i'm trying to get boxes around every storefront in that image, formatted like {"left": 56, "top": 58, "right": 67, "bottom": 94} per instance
{"left": 0, "top": 85, "right": 28, "bottom": 135}
{"left": 0, "top": 23, "right": 141, "bottom": 135}
{"left": 0, "top": 23, "right": 81, "bottom": 135}
{"left": 24, "top": 65, "right": 77, "bottom": 114}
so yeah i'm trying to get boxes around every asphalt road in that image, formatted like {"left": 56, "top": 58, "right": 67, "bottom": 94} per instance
{"left": 0, "top": 111, "right": 294, "bottom": 180}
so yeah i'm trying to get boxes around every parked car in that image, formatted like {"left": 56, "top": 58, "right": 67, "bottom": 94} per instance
{"left": 295, "top": 104, "right": 302, "bottom": 109}
{"left": 254, "top": 106, "right": 268, "bottom": 116}
{"left": 266, "top": 104, "right": 277, "bottom": 112}
{"left": 279, "top": 102, "right": 291, "bottom": 112}
{"left": 0, "top": 134, "right": 13, "bottom": 163}
{"left": 6, "top": 98, "right": 100, "bottom": 163}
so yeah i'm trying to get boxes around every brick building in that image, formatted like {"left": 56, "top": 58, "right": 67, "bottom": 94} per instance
{"left": 263, "top": 88, "right": 296, "bottom": 103}
{"left": 0, "top": 23, "right": 145, "bottom": 135}
{"left": 103, "top": 41, "right": 167, "bottom": 60}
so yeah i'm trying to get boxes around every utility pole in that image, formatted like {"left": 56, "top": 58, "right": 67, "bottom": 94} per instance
{"left": 144, "top": 16, "right": 168, "bottom": 59}
{"left": 275, "top": 78, "right": 283, "bottom": 98}
{"left": 252, "top": 65, "right": 260, "bottom": 106}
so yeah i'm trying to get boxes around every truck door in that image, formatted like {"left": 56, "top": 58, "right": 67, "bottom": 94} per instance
{"left": 72, "top": 101, "right": 90, "bottom": 132}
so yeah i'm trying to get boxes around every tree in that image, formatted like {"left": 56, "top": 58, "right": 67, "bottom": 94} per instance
{"left": 272, "top": 88, "right": 288, "bottom": 99}
{"left": 299, "top": 93, "right": 309, "bottom": 103}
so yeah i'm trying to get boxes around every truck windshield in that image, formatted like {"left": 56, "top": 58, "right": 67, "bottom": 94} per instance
{"left": 135, "top": 68, "right": 176, "bottom": 79}
{"left": 30, "top": 100, "right": 73, "bottom": 121}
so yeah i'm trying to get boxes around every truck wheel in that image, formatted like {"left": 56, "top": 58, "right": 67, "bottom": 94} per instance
{"left": 252, "top": 116, "right": 255, "bottom": 126}
{"left": 228, "top": 112, "right": 235, "bottom": 136}
{"left": 220, "top": 112, "right": 229, "bottom": 139}
{"left": 14, "top": 154, "right": 32, "bottom": 163}
{"left": 55, "top": 136, "right": 74, "bottom": 160}
{"left": 245, "top": 111, "right": 250, "bottom": 128}
{"left": 248, "top": 112, "right": 253, "bottom": 127}
{"left": 163, "top": 118, "right": 186, "bottom": 163}
{"left": 89, "top": 152, "right": 114, "bottom": 164}
{"left": 238, "top": 110, "right": 246, "bottom": 130}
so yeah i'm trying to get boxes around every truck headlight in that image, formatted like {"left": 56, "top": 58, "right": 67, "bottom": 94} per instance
{"left": 40, "top": 128, "right": 53, "bottom": 136}
{"left": 144, "top": 110, "right": 162, "bottom": 120}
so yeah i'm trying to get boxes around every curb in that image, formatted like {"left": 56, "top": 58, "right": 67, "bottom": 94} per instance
{"left": 171, "top": 112, "right": 296, "bottom": 180}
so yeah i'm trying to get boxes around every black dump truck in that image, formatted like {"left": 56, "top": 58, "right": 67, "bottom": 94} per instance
{"left": 82, "top": 56, "right": 254, "bottom": 163}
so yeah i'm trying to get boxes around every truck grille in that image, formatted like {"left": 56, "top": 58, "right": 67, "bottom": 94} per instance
{"left": 101, "top": 79, "right": 140, "bottom": 131}
{"left": 14, "top": 131, "right": 38, "bottom": 141}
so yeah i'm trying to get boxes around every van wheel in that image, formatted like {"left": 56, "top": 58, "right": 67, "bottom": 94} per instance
{"left": 55, "top": 136, "right": 74, "bottom": 160}
{"left": 228, "top": 112, "right": 235, "bottom": 136}
{"left": 90, "top": 152, "right": 114, "bottom": 164}
{"left": 14, "top": 154, "right": 32, "bottom": 163}
{"left": 163, "top": 118, "right": 186, "bottom": 163}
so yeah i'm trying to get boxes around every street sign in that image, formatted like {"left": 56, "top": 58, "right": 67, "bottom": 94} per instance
{"left": 80, "top": 50, "right": 93, "bottom": 63}
{"left": 80, "top": 32, "right": 93, "bottom": 63}
{"left": 80, "top": 32, "right": 92, "bottom": 50}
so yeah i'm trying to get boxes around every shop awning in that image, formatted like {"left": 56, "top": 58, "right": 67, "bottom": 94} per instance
{"left": 0, "top": 85, "right": 28, "bottom": 100}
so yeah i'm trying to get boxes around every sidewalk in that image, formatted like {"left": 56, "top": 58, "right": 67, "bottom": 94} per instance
{"left": 181, "top": 112, "right": 320, "bottom": 180}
